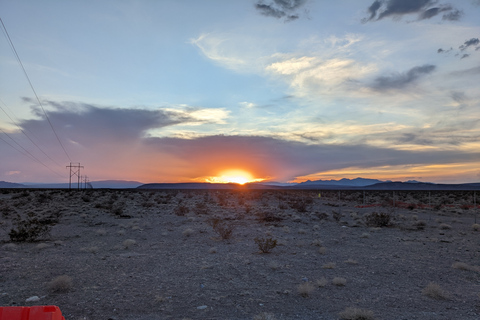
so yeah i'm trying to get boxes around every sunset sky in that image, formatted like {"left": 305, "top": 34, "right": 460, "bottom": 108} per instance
{"left": 1, "top": 0, "right": 480, "bottom": 184}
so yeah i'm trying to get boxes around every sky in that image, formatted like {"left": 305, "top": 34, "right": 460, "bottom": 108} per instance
{"left": 1, "top": 0, "right": 480, "bottom": 184}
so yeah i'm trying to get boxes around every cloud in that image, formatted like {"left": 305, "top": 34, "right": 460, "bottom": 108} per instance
{"left": 2, "top": 100, "right": 480, "bottom": 183}
{"left": 363, "top": 0, "right": 462, "bottom": 22}
{"left": 254, "top": 0, "right": 307, "bottom": 21}
{"left": 371, "top": 64, "right": 436, "bottom": 91}
{"left": 459, "top": 38, "right": 480, "bottom": 51}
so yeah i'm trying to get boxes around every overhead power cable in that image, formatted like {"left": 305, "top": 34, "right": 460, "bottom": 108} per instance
{"left": 0, "top": 16, "right": 72, "bottom": 162}
{"left": 0, "top": 98, "right": 64, "bottom": 168}
{"left": 0, "top": 129, "right": 66, "bottom": 178}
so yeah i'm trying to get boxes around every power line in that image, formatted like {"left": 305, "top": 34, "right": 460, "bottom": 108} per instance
{"left": 0, "top": 98, "right": 64, "bottom": 168}
{"left": 0, "top": 129, "right": 66, "bottom": 178}
{"left": 0, "top": 16, "right": 72, "bottom": 162}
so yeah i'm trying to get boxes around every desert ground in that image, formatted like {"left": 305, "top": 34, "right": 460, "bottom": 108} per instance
{"left": 0, "top": 188, "right": 479, "bottom": 320}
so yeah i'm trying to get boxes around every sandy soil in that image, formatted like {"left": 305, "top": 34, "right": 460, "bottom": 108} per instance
{"left": 0, "top": 189, "right": 479, "bottom": 320}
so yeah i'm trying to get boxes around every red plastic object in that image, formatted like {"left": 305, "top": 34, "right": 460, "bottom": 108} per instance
{"left": 0, "top": 306, "right": 65, "bottom": 320}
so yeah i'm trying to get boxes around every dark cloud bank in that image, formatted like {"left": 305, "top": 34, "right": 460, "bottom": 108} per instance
{"left": 3, "top": 100, "right": 479, "bottom": 181}
{"left": 371, "top": 64, "right": 436, "bottom": 91}
{"left": 364, "top": 0, "right": 462, "bottom": 22}
{"left": 254, "top": 0, "right": 307, "bottom": 21}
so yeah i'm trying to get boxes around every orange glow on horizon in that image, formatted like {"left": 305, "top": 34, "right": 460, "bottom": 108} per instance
{"left": 203, "top": 169, "right": 265, "bottom": 185}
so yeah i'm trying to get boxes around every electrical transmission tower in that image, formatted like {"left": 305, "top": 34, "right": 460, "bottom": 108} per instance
{"left": 66, "top": 163, "right": 84, "bottom": 190}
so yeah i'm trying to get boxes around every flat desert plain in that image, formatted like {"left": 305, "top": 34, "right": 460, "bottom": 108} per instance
{"left": 0, "top": 189, "right": 479, "bottom": 320}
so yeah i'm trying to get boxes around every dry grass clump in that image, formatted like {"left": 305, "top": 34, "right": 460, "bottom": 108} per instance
{"left": 123, "top": 239, "right": 137, "bottom": 249}
{"left": 360, "top": 232, "right": 370, "bottom": 238}
{"left": 311, "top": 239, "right": 323, "bottom": 247}
{"left": 422, "top": 282, "right": 449, "bottom": 300}
{"left": 345, "top": 259, "right": 358, "bottom": 265}
{"left": 47, "top": 275, "right": 73, "bottom": 293}
{"left": 208, "top": 247, "right": 217, "bottom": 254}
{"left": 472, "top": 223, "right": 480, "bottom": 231}
{"left": 322, "top": 262, "right": 336, "bottom": 269}
{"left": 253, "top": 312, "right": 276, "bottom": 320}
{"left": 254, "top": 237, "right": 277, "bottom": 253}
{"left": 332, "top": 277, "right": 347, "bottom": 286}
{"left": 35, "top": 243, "right": 50, "bottom": 250}
{"left": 316, "top": 277, "right": 328, "bottom": 287}
{"left": 318, "top": 246, "right": 327, "bottom": 254}
{"left": 297, "top": 282, "right": 315, "bottom": 297}
{"left": 182, "top": 228, "right": 194, "bottom": 237}
{"left": 96, "top": 229, "right": 107, "bottom": 236}
{"left": 80, "top": 246, "right": 99, "bottom": 254}
{"left": 452, "top": 262, "right": 480, "bottom": 272}
{"left": 439, "top": 223, "right": 452, "bottom": 230}
{"left": 2, "top": 243, "right": 18, "bottom": 251}
{"left": 339, "top": 307, "right": 375, "bottom": 320}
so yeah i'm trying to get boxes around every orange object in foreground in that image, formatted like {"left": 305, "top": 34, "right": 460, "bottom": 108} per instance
{"left": 0, "top": 306, "right": 65, "bottom": 320}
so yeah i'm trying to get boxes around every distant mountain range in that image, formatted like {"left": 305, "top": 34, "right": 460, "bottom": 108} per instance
{"left": 0, "top": 180, "right": 143, "bottom": 189}
{"left": 1, "top": 178, "right": 479, "bottom": 190}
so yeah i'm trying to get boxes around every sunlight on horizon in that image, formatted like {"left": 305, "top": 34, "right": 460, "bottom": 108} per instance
{"left": 204, "top": 169, "right": 265, "bottom": 185}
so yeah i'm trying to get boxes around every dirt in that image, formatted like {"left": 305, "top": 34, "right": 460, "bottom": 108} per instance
{"left": 0, "top": 188, "right": 479, "bottom": 320}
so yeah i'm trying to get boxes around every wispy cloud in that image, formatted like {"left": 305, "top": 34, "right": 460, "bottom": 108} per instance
{"left": 370, "top": 64, "right": 436, "bottom": 91}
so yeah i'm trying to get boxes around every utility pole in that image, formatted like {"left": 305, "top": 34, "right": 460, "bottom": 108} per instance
{"left": 83, "top": 175, "right": 89, "bottom": 190}
{"left": 66, "top": 162, "right": 84, "bottom": 190}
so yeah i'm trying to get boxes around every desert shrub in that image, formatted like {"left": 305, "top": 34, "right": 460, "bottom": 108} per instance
{"left": 208, "top": 218, "right": 234, "bottom": 240}
{"left": 123, "top": 239, "right": 137, "bottom": 249}
{"left": 415, "top": 220, "right": 427, "bottom": 230}
{"left": 332, "top": 277, "right": 347, "bottom": 286}
{"left": 364, "top": 212, "right": 391, "bottom": 227}
{"left": 315, "top": 212, "right": 329, "bottom": 220}
{"left": 339, "top": 307, "right": 375, "bottom": 320}
{"left": 315, "top": 278, "right": 327, "bottom": 288}
{"left": 332, "top": 210, "right": 342, "bottom": 222}
{"left": 297, "top": 282, "right": 315, "bottom": 297}
{"left": 193, "top": 202, "right": 208, "bottom": 215}
{"left": 173, "top": 204, "right": 189, "bottom": 216}
{"left": 253, "top": 312, "right": 276, "bottom": 320}
{"left": 254, "top": 237, "right": 277, "bottom": 253}
{"left": 472, "top": 223, "right": 480, "bottom": 231}
{"left": 322, "top": 262, "right": 336, "bottom": 269}
{"left": 257, "top": 211, "right": 283, "bottom": 222}
{"left": 422, "top": 282, "right": 449, "bottom": 300}
{"left": 182, "top": 228, "right": 194, "bottom": 237}
{"left": 81, "top": 195, "right": 91, "bottom": 202}
{"left": 9, "top": 218, "right": 52, "bottom": 242}
{"left": 452, "top": 262, "right": 480, "bottom": 272}
{"left": 47, "top": 275, "right": 73, "bottom": 293}
{"left": 439, "top": 223, "right": 452, "bottom": 230}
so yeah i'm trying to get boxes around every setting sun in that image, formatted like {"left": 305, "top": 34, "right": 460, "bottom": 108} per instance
{"left": 205, "top": 169, "right": 264, "bottom": 185}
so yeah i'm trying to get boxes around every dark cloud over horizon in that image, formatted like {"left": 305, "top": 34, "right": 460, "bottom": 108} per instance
{"left": 371, "top": 64, "right": 436, "bottom": 91}
{"left": 254, "top": 0, "right": 307, "bottom": 21}
{"left": 363, "top": 0, "right": 462, "bottom": 22}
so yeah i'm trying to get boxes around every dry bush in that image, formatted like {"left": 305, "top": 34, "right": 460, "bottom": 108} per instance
{"left": 422, "top": 282, "right": 449, "bottom": 300}
{"left": 297, "top": 282, "right": 315, "bottom": 297}
{"left": 253, "top": 312, "right": 276, "bottom": 320}
{"left": 254, "top": 237, "right": 277, "bottom": 253}
{"left": 173, "top": 204, "right": 189, "bottom": 216}
{"left": 47, "top": 275, "right": 73, "bottom": 293}
{"left": 208, "top": 218, "right": 234, "bottom": 240}
{"left": 208, "top": 247, "right": 217, "bottom": 254}
{"left": 364, "top": 212, "right": 391, "bottom": 227}
{"left": 316, "top": 277, "right": 328, "bottom": 287}
{"left": 318, "top": 247, "right": 327, "bottom": 254}
{"left": 96, "top": 229, "right": 107, "bottom": 236}
{"left": 345, "top": 259, "right": 358, "bottom": 265}
{"left": 339, "top": 307, "right": 375, "bottom": 320}
{"left": 80, "top": 246, "right": 99, "bottom": 254}
{"left": 35, "top": 243, "right": 50, "bottom": 250}
{"left": 452, "top": 262, "right": 480, "bottom": 272}
{"left": 332, "top": 277, "right": 347, "bottom": 286}
{"left": 182, "top": 228, "right": 194, "bottom": 237}
{"left": 322, "top": 262, "right": 336, "bottom": 269}
{"left": 9, "top": 217, "right": 53, "bottom": 242}
{"left": 360, "top": 232, "right": 370, "bottom": 238}
{"left": 439, "top": 223, "right": 452, "bottom": 230}
{"left": 415, "top": 220, "right": 427, "bottom": 230}
{"left": 123, "top": 239, "right": 137, "bottom": 249}
{"left": 311, "top": 239, "right": 323, "bottom": 247}
{"left": 472, "top": 223, "right": 480, "bottom": 231}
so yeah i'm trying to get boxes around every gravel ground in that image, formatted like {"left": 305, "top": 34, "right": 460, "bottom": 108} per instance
{"left": 0, "top": 188, "right": 479, "bottom": 320}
